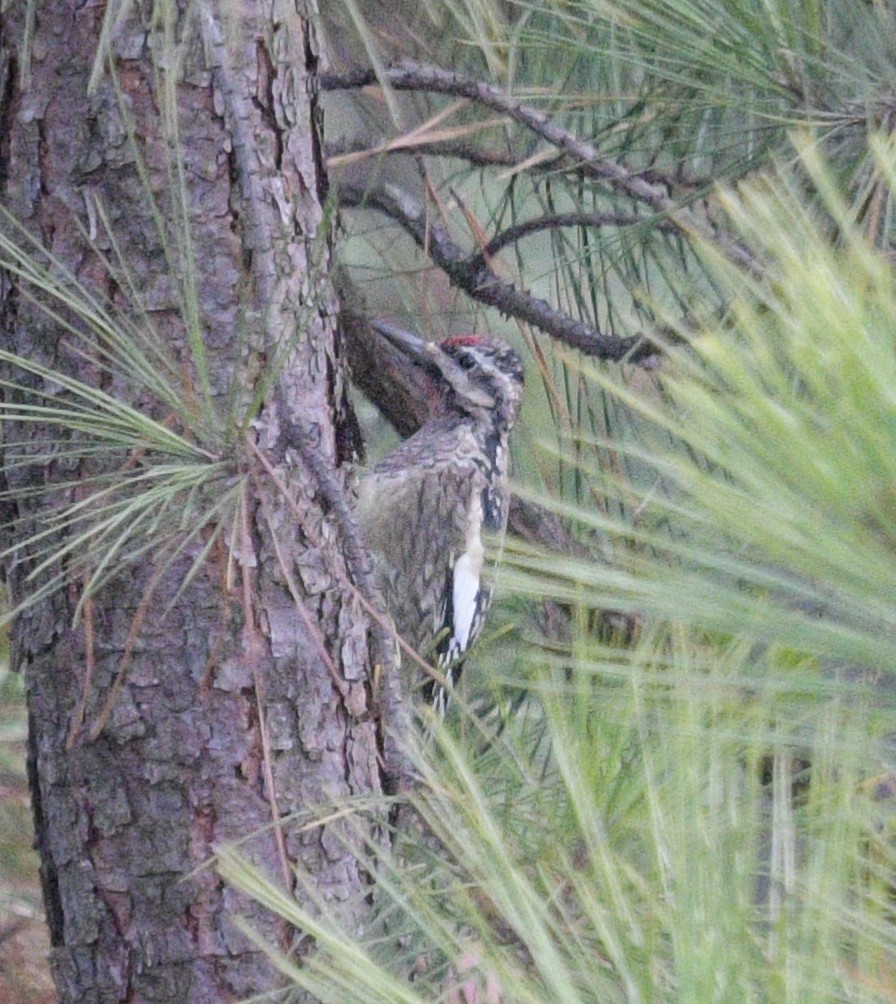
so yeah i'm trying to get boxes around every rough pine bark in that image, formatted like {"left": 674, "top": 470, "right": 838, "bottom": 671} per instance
{"left": 0, "top": 4, "right": 387, "bottom": 1001}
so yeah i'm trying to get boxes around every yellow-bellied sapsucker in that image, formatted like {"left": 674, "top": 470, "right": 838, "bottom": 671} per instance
{"left": 355, "top": 327, "right": 525, "bottom": 713}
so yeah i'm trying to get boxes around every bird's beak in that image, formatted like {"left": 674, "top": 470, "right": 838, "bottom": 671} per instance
{"left": 369, "top": 319, "right": 436, "bottom": 366}
{"left": 370, "top": 321, "right": 494, "bottom": 409}
{"left": 371, "top": 319, "right": 445, "bottom": 382}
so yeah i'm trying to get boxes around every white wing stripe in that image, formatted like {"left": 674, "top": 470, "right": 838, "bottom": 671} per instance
{"left": 451, "top": 552, "right": 480, "bottom": 651}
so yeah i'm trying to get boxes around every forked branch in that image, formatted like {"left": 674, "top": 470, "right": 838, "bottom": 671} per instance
{"left": 321, "top": 60, "right": 757, "bottom": 273}
{"left": 338, "top": 183, "right": 657, "bottom": 363}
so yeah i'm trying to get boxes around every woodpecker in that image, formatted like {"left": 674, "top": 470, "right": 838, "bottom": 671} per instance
{"left": 355, "top": 326, "right": 525, "bottom": 713}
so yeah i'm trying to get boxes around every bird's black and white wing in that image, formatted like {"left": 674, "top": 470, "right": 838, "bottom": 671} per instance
{"left": 426, "top": 477, "right": 494, "bottom": 711}
{"left": 356, "top": 435, "right": 507, "bottom": 712}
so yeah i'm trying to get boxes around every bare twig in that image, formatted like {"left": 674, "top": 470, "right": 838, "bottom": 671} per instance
{"left": 86, "top": 561, "right": 168, "bottom": 742}
{"left": 257, "top": 484, "right": 350, "bottom": 700}
{"left": 326, "top": 137, "right": 558, "bottom": 173}
{"left": 237, "top": 484, "right": 293, "bottom": 895}
{"left": 66, "top": 592, "right": 95, "bottom": 749}
{"left": 325, "top": 110, "right": 510, "bottom": 169}
{"left": 321, "top": 60, "right": 757, "bottom": 273}
{"left": 339, "top": 182, "right": 656, "bottom": 362}
{"left": 476, "top": 210, "right": 678, "bottom": 261}
{"left": 281, "top": 427, "right": 399, "bottom": 681}
{"left": 326, "top": 139, "right": 707, "bottom": 193}
{"left": 245, "top": 432, "right": 417, "bottom": 792}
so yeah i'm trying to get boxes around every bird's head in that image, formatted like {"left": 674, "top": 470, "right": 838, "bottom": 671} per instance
{"left": 373, "top": 323, "right": 525, "bottom": 429}
{"left": 434, "top": 334, "right": 525, "bottom": 425}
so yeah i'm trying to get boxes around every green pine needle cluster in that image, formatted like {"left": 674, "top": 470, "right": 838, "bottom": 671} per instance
{"left": 0, "top": 204, "right": 241, "bottom": 625}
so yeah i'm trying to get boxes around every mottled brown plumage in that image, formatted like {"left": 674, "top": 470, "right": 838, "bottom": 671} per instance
{"left": 356, "top": 329, "right": 524, "bottom": 711}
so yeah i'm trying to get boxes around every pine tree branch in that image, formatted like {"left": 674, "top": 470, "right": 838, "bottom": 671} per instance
{"left": 338, "top": 182, "right": 658, "bottom": 363}
{"left": 325, "top": 137, "right": 558, "bottom": 172}
{"left": 477, "top": 210, "right": 677, "bottom": 261}
{"left": 321, "top": 60, "right": 758, "bottom": 273}
{"left": 325, "top": 137, "right": 710, "bottom": 194}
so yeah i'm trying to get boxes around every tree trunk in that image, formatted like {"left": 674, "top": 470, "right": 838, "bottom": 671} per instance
{"left": 0, "top": 4, "right": 386, "bottom": 1001}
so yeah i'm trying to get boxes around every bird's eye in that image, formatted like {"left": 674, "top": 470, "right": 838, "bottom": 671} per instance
{"left": 458, "top": 352, "right": 476, "bottom": 371}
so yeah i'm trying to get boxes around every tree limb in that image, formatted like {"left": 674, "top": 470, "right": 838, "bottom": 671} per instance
{"left": 326, "top": 137, "right": 710, "bottom": 196}
{"left": 338, "top": 182, "right": 658, "bottom": 363}
{"left": 325, "top": 137, "right": 561, "bottom": 173}
{"left": 476, "top": 210, "right": 678, "bottom": 261}
{"left": 321, "top": 60, "right": 758, "bottom": 273}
